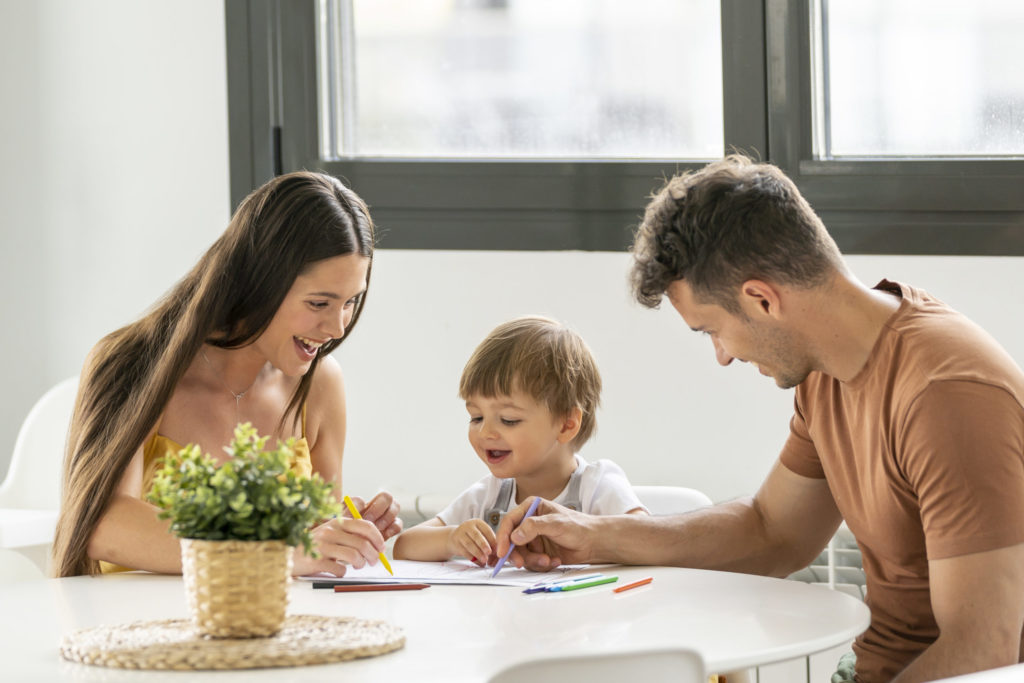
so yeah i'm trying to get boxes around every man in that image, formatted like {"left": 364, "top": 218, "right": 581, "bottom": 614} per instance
{"left": 495, "top": 155, "right": 1024, "bottom": 683}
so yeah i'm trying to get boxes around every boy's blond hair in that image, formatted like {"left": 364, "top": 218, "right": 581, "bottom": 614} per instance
{"left": 459, "top": 316, "right": 602, "bottom": 452}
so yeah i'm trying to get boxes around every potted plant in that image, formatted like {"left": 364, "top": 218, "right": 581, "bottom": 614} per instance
{"left": 148, "top": 423, "right": 339, "bottom": 638}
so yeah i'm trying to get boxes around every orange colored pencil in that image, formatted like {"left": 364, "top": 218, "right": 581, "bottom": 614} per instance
{"left": 613, "top": 577, "right": 653, "bottom": 593}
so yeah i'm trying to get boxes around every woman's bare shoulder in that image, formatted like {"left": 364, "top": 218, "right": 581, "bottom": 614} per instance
{"left": 310, "top": 354, "right": 345, "bottom": 395}
{"left": 305, "top": 355, "right": 346, "bottom": 425}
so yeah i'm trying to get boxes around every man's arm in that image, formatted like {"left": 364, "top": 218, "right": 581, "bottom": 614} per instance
{"left": 891, "top": 542, "right": 1024, "bottom": 682}
{"left": 891, "top": 381, "right": 1024, "bottom": 680}
{"left": 498, "top": 461, "right": 842, "bottom": 576}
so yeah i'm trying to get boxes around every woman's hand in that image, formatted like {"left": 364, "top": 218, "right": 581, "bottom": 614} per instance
{"left": 446, "top": 519, "right": 497, "bottom": 566}
{"left": 346, "top": 491, "right": 403, "bottom": 541}
{"left": 292, "top": 515, "right": 385, "bottom": 576}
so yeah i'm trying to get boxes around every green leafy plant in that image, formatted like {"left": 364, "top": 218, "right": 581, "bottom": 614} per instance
{"left": 147, "top": 423, "right": 340, "bottom": 555}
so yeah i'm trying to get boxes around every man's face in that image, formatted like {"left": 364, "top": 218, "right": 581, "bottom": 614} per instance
{"left": 665, "top": 280, "right": 813, "bottom": 389}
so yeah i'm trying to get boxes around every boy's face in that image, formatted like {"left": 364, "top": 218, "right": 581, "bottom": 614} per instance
{"left": 464, "top": 390, "right": 572, "bottom": 480}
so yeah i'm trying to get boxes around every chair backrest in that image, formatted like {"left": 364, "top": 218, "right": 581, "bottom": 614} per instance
{"left": 633, "top": 485, "right": 713, "bottom": 515}
{"left": 0, "top": 548, "right": 46, "bottom": 583}
{"left": 488, "top": 648, "right": 706, "bottom": 683}
{"left": 0, "top": 377, "right": 78, "bottom": 510}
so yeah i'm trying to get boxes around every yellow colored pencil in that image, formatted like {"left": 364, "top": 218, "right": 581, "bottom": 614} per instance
{"left": 343, "top": 495, "right": 394, "bottom": 576}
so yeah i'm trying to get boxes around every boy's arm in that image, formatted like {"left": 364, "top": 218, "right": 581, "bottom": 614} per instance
{"left": 392, "top": 518, "right": 454, "bottom": 561}
{"left": 87, "top": 439, "right": 184, "bottom": 573}
{"left": 394, "top": 517, "right": 499, "bottom": 564}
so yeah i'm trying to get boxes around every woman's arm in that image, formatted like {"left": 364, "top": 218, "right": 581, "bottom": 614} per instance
{"left": 87, "top": 442, "right": 184, "bottom": 573}
{"left": 307, "top": 355, "right": 347, "bottom": 498}
{"left": 308, "top": 356, "right": 400, "bottom": 536}
{"left": 301, "top": 357, "right": 400, "bottom": 575}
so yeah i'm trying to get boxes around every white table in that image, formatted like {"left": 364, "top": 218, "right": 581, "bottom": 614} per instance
{"left": 936, "top": 664, "right": 1024, "bottom": 681}
{"left": 0, "top": 565, "right": 869, "bottom": 681}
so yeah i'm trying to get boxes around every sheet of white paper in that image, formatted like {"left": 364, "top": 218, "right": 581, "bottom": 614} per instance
{"left": 300, "top": 558, "right": 593, "bottom": 587}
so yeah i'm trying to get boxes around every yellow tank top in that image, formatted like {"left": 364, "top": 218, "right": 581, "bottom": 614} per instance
{"left": 100, "top": 409, "right": 312, "bottom": 573}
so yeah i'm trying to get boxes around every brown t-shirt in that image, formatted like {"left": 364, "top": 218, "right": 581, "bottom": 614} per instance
{"left": 780, "top": 280, "right": 1024, "bottom": 683}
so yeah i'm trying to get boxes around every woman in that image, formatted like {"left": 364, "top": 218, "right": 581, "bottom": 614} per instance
{"left": 52, "top": 171, "right": 401, "bottom": 577}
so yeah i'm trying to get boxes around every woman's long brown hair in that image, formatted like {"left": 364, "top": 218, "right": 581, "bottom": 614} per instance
{"left": 52, "top": 172, "right": 375, "bottom": 576}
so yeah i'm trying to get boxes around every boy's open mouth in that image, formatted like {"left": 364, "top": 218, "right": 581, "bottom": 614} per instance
{"left": 486, "top": 450, "right": 511, "bottom": 463}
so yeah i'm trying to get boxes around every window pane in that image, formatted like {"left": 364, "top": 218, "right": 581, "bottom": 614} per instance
{"left": 824, "top": 0, "right": 1024, "bottom": 157}
{"left": 323, "top": 0, "right": 722, "bottom": 159}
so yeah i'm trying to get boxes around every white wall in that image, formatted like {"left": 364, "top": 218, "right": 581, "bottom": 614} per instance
{"left": 339, "top": 251, "right": 1024, "bottom": 505}
{"left": 1, "top": 2, "right": 1022, "bottom": 510}
{"left": 0, "top": 0, "right": 230, "bottom": 478}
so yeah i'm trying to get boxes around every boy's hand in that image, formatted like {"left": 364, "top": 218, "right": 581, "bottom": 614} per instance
{"left": 447, "top": 519, "right": 497, "bottom": 566}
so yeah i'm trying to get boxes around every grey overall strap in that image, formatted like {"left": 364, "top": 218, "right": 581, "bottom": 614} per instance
{"left": 484, "top": 478, "right": 515, "bottom": 533}
{"left": 561, "top": 468, "right": 583, "bottom": 511}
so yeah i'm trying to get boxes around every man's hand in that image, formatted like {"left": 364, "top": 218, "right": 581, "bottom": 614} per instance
{"left": 494, "top": 498, "right": 605, "bottom": 571}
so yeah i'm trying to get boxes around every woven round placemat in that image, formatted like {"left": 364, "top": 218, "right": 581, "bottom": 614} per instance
{"left": 61, "top": 615, "right": 405, "bottom": 670}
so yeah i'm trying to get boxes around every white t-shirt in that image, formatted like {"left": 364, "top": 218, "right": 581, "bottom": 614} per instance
{"left": 436, "top": 454, "right": 645, "bottom": 526}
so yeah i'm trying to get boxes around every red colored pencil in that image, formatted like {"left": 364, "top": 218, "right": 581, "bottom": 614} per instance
{"left": 612, "top": 577, "right": 653, "bottom": 593}
{"left": 333, "top": 583, "right": 430, "bottom": 592}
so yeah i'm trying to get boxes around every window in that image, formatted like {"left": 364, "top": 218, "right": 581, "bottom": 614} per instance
{"left": 319, "top": 0, "right": 722, "bottom": 160}
{"left": 227, "top": 0, "right": 1024, "bottom": 255}
{"left": 818, "top": 0, "right": 1024, "bottom": 157}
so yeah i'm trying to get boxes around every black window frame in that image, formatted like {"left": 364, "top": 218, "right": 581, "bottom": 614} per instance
{"left": 225, "top": 0, "right": 1024, "bottom": 255}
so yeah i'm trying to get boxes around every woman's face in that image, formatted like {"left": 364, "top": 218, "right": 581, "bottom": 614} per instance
{"left": 256, "top": 253, "right": 370, "bottom": 376}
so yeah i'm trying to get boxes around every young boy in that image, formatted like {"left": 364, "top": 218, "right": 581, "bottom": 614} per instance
{"left": 393, "top": 315, "right": 646, "bottom": 564}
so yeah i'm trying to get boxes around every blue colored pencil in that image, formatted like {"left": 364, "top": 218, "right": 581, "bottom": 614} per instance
{"left": 491, "top": 496, "right": 541, "bottom": 578}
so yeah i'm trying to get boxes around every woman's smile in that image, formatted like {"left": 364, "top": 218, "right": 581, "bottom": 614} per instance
{"left": 294, "top": 335, "right": 326, "bottom": 361}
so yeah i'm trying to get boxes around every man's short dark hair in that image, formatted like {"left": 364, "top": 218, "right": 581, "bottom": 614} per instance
{"left": 630, "top": 154, "right": 843, "bottom": 312}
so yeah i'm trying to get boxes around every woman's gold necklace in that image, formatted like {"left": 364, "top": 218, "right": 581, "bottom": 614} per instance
{"left": 201, "top": 349, "right": 257, "bottom": 425}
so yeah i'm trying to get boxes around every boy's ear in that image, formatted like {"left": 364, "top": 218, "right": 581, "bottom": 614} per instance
{"left": 556, "top": 406, "right": 584, "bottom": 444}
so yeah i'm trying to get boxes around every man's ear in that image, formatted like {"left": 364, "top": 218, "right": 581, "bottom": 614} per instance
{"left": 556, "top": 406, "right": 584, "bottom": 444}
{"left": 739, "top": 279, "right": 783, "bottom": 320}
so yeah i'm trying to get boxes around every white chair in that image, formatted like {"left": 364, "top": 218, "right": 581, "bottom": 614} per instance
{"left": 633, "top": 485, "right": 713, "bottom": 515}
{"left": 630, "top": 486, "right": 753, "bottom": 683}
{"left": 488, "top": 647, "right": 706, "bottom": 683}
{"left": 0, "top": 548, "right": 46, "bottom": 582}
{"left": 0, "top": 376, "right": 78, "bottom": 510}
{"left": 0, "top": 376, "right": 78, "bottom": 577}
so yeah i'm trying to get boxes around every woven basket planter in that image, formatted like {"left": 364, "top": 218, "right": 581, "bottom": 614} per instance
{"left": 180, "top": 538, "right": 293, "bottom": 638}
